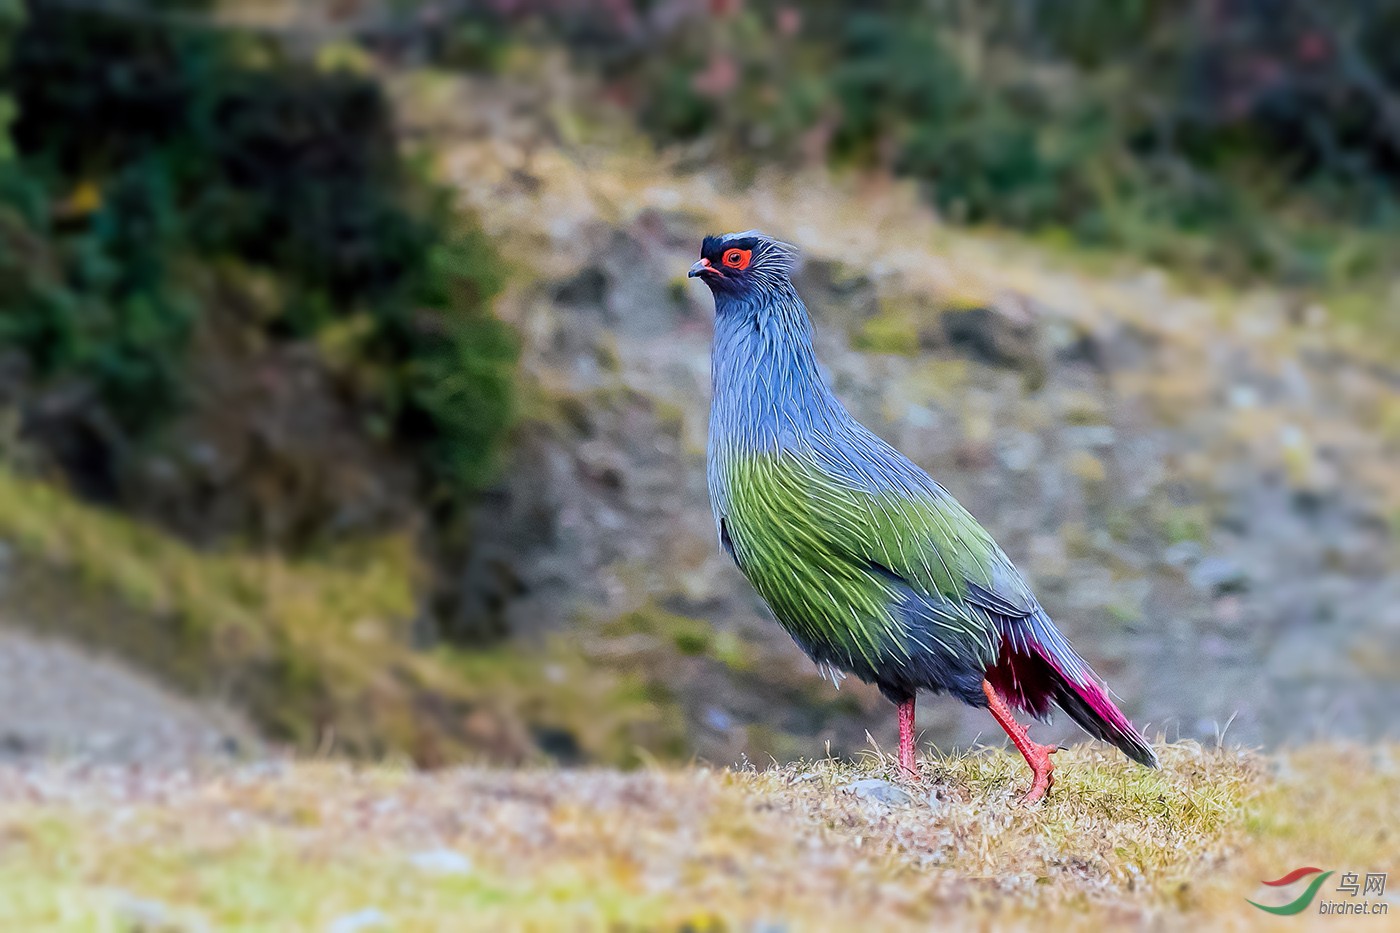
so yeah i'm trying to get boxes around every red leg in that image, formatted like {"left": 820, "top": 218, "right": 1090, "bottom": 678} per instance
{"left": 982, "top": 679, "right": 1057, "bottom": 804}
{"left": 896, "top": 695, "right": 919, "bottom": 779}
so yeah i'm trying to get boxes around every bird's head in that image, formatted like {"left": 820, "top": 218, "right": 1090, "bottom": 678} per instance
{"left": 688, "top": 231, "right": 799, "bottom": 302}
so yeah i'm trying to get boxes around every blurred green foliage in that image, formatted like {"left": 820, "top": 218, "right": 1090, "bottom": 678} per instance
{"left": 0, "top": 152, "right": 193, "bottom": 432}
{"left": 0, "top": 0, "right": 17, "bottom": 162}
{"left": 0, "top": 2, "right": 515, "bottom": 495}
{"left": 465, "top": 0, "right": 1400, "bottom": 291}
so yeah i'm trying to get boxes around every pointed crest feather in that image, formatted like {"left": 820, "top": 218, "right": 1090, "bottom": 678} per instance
{"left": 703, "top": 230, "right": 800, "bottom": 291}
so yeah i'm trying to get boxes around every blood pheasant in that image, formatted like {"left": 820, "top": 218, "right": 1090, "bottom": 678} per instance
{"left": 691, "top": 232, "right": 1157, "bottom": 802}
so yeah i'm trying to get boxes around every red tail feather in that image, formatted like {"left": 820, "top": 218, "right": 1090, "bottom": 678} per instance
{"left": 986, "top": 615, "right": 1157, "bottom": 768}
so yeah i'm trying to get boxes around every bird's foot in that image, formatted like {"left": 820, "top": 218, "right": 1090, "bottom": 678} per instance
{"left": 982, "top": 679, "right": 1061, "bottom": 805}
{"left": 1017, "top": 742, "right": 1058, "bottom": 805}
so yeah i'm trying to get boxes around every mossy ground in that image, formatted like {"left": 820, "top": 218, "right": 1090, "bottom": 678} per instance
{"left": 0, "top": 467, "right": 682, "bottom": 765}
{"left": 0, "top": 742, "right": 1392, "bottom": 930}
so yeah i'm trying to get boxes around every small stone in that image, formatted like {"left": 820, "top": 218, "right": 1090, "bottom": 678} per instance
{"left": 408, "top": 848, "right": 474, "bottom": 876}
{"left": 842, "top": 778, "right": 914, "bottom": 806}
{"left": 996, "top": 431, "right": 1041, "bottom": 473}
{"left": 749, "top": 923, "right": 790, "bottom": 933}
{"left": 703, "top": 706, "right": 735, "bottom": 732}
{"left": 941, "top": 299, "right": 1040, "bottom": 369}
{"left": 1228, "top": 384, "right": 1259, "bottom": 409}
{"left": 1162, "top": 540, "right": 1203, "bottom": 568}
{"left": 552, "top": 266, "right": 609, "bottom": 309}
{"left": 1062, "top": 425, "right": 1116, "bottom": 448}
{"left": 1189, "top": 556, "right": 1249, "bottom": 595}
{"left": 327, "top": 908, "right": 389, "bottom": 933}
{"left": 111, "top": 890, "right": 206, "bottom": 932}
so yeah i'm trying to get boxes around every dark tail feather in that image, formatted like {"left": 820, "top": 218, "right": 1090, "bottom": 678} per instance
{"left": 988, "top": 611, "right": 1159, "bottom": 768}
{"left": 1050, "top": 670, "right": 1159, "bottom": 768}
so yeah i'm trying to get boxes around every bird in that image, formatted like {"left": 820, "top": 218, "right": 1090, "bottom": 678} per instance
{"left": 690, "top": 231, "right": 1158, "bottom": 803}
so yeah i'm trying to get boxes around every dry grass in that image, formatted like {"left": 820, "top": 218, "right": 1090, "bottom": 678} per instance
{"left": 0, "top": 465, "right": 427, "bottom": 753}
{"left": 0, "top": 742, "right": 1393, "bottom": 931}
{"left": 0, "top": 467, "right": 700, "bottom": 766}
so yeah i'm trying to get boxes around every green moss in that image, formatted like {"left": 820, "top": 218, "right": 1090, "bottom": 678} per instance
{"left": 441, "top": 636, "right": 690, "bottom": 767}
{"left": 604, "top": 605, "right": 753, "bottom": 671}
{"left": 707, "top": 630, "right": 754, "bottom": 673}
{"left": 1062, "top": 390, "right": 1110, "bottom": 426}
{"left": 0, "top": 809, "right": 672, "bottom": 930}
{"left": 1159, "top": 504, "right": 1211, "bottom": 546}
{"left": 1104, "top": 507, "right": 1136, "bottom": 543}
{"left": 1105, "top": 602, "right": 1140, "bottom": 627}
{"left": 854, "top": 308, "right": 920, "bottom": 356}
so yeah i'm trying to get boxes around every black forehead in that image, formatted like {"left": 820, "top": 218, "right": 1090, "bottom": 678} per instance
{"left": 701, "top": 234, "right": 760, "bottom": 259}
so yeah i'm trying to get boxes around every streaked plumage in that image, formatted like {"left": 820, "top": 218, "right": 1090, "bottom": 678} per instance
{"left": 691, "top": 232, "right": 1157, "bottom": 800}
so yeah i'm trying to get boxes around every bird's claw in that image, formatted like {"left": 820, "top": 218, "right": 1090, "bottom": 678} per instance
{"left": 1015, "top": 743, "right": 1057, "bottom": 805}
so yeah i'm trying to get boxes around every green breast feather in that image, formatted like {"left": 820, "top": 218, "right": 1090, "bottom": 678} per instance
{"left": 718, "top": 450, "right": 1004, "bottom": 673}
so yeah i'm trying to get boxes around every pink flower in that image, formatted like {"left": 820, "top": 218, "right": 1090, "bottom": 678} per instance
{"left": 776, "top": 6, "right": 800, "bottom": 37}
{"left": 691, "top": 54, "right": 739, "bottom": 98}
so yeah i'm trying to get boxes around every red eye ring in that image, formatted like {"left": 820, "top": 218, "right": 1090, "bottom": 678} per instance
{"left": 721, "top": 248, "right": 752, "bottom": 270}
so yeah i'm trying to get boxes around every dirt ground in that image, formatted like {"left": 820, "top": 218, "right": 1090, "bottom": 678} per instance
{"left": 0, "top": 625, "right": 254, "bottom": 766}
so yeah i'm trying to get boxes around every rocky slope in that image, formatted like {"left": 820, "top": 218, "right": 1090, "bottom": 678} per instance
{"left": 0, "top": 68, "right": 1395, "bottom": 771}
{"left": 0, "top": 626, "right": 252, "bottom": 766}
{"left": 419, "top": 71, "right": 1400, "bottom": 764}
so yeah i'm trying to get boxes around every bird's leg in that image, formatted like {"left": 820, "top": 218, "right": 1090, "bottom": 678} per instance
{"left": 896, "top": 695, "right": 919, "bottom": 779}
{"left": 982, "top": 680, "right": 1057, "bottom": 804}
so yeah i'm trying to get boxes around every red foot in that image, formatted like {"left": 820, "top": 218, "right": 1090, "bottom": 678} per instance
{"left": 982, "top": 680, "right": 1058, "bottom": 804}
{"left": 1019, "top": 741, "right": 1058, "bottom": 804}
{"left": 897, "top": 695, "right": 919, "bottom": 779}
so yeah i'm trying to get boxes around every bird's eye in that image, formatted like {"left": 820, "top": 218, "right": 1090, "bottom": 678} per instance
{"left": 722, "top": 248, "right": 752, "bottom": 270}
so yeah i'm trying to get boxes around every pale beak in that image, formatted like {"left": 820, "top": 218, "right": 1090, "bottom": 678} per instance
{"left": 688, "top": 258, "right": 718, "bottom": 278}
